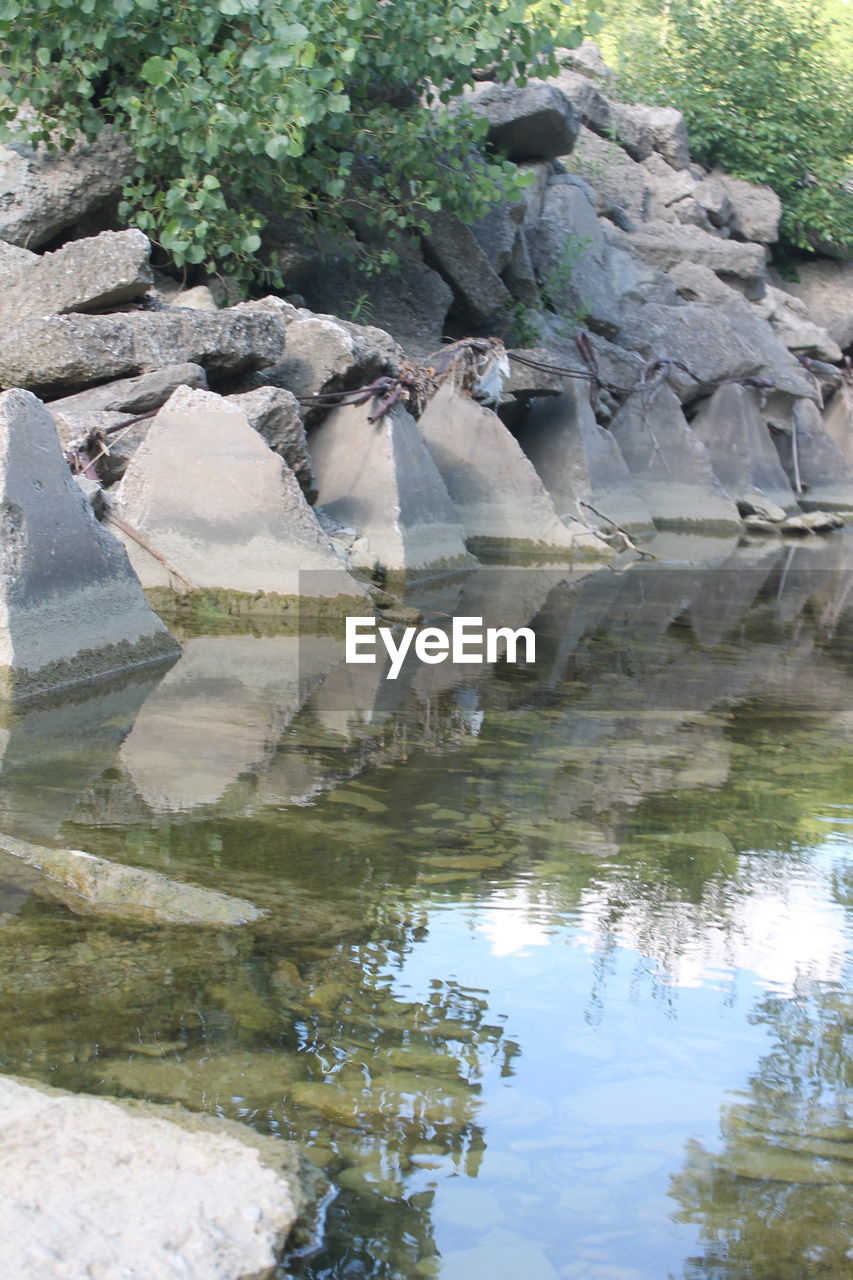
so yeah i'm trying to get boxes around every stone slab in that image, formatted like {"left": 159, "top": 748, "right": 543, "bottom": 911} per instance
{"left": 0, "top": 229, "right": 152, "bottom": 322}
{"left": 0, "top": 388, "right": 178, "bottom": 700}
{"left": 48, "top": 363, "right": 209, "bottom": 415}
{"left": 689, "top": 383, "right": 799, "bottom": 513}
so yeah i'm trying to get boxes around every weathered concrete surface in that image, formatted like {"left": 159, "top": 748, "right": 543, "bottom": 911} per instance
{"left": 514, "top": 390, "right": 655, "bottom": 532}
{"left": 0, "top": 831, "right": 265, "bottom": 925}
{"left": 227, "top": 385, "right": 316, "bottom": 502}
{"left": 423, "top": 210, "right": 510, "bottom": 325}
{"left": 823, "top": 385, "right": 853, "bottom": 469}
{"left": 310, "top": 397, "right": 474, "bottom": 575}
{"left": 0, "top": 1075, "right": 301, "bottom": 1280}
{"left": 0, "top": 229, "right": 152, "bottom": 321}
{"left": 48, "top": 362, "right": 209, "bottom": 416}
{"left": 110, "top": 387, "right": 365, "bottom": 608}
{"left": 774, "top": 398, "right": 853, "bottom": 512}
{"left": 0, "top": 389, "right": 178, "bottom": 700}
{"left": 608, "top": 385, "right": 742, "bottom": 532}
{"left": 689, "top": 384, "right": 800, "bottom": 513}
{"left": 418, "top": 382, "right": 610, "bottom": 558}
{"left": 0, "top": 128, "right": 133, "bottom": 248}
{"left": 466, "top": 81, "right": 580, "bottom": 160}
{"left": 0, "top": 308, "right": 285, "bottom": 396}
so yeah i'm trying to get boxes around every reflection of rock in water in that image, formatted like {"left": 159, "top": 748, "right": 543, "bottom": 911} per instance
{"left": 670, "top": 982, "right": 853, "bottom": 1280}
{"left": 0, "top": 667, "right": 166, "bottom": 841}
{"left": 118, "top": 635, "right": 338, "bottom": 813}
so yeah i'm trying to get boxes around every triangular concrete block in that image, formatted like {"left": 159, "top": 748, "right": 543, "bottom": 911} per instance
{"left": 513, "top": 389, "right": 655, "bottom": 533}
{"left": 608, "top": 385, "right": 741, "bottom": 532}
{"left": 774, "top": 398, "right": 853, "bottom": 511}
{"left": 418, "top": 382, "right": 610, "bottom": 559}
{"left": 309, "top": 398, "right": 475, "bottom": 576}
{"left": 0, "top": 388, "right": 178, "bottom": 700}
{"left": 110, "top": 387, "right": 365, "bottom": 611}
{"left": 690, "top": 383, "right": 799, "bottom": 513}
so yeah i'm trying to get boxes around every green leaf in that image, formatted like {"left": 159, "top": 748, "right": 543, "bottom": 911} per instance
{"left": 140, "top": 56, "right": 170, "bottom": 87}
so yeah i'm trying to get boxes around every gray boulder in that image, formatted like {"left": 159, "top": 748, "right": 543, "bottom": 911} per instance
{"left": 778, "top": 260, "right": 853, "bottom": 351}
{"left": 110, "top": 387, "right": 365, "bottom": 609}
{"left": 568, "top": 126, "right": 650, "bottom": 222}
{"left": 642, "top": 152, "right": 698, "bottom": 214}
{"left": 465, "top": 82, "right": 580, "bottom": 161}
{"left": 417, "top": 381, "right": 609, "bottom": 559}
{"left": 710, "top": 170, "right": 781, "bottom": 244}
{"left": 48, "top": 363, "right": 209, "bottom": 416}
{"left": 0, "top": 308, "right": 284, "bottom": 396}
{"left": 619, "top": 299, "right": 817, "bottom": 403}
{"left": 548, "top": 69, "right": 613, "bottom": 137}
{"left": 619, "top": 104, "right": 692, "bottom": 170}
{"left": 227, "top": 385, "right": 316, "bottom": 501}
{"left": 0, "top": 128, "right": 133, "bottom": 248}
{"left": 423, "top": 210, "right": 510, "bottom": 324}
{"left": 689, "top": 383, "right": 799, "bottom": 513}
{"left": 310, "top": 397, "right": 474, "bottom": 576}
{"left": 514, "top": 389, "right": 655, "bottom": 532}
{"left": 667, "top": 261, "right": 744, "bottom": 306}
{"left": 608, "top": 384, "right": 742, "bottom": 532}
{"left": 0, "top": 229, "right": 152, "bottom": 323}
{"left": 611, "top": 220, "right": 768, "bottom": 291}
{"left": 823, "top": 386, "right": 853, "bottom": 468}
{"left": 0, "top": 388, "right": 178, "bottom": 700}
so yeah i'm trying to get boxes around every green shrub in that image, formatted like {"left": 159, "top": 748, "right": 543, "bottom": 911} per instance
{"left": 0, "top": 0, "right": 566, "bottom": 281}
{"left": 597, "top": 0, "right": 853, "bottom": 256}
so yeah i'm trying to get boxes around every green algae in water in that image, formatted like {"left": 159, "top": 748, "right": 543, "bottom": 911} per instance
{"left": 2, "top": 553, "right": 853, "bottom": 1278}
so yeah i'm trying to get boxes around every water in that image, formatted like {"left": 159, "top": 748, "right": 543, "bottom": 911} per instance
{"left": 1, "top": 534, "right": 852, "bottom": 1280}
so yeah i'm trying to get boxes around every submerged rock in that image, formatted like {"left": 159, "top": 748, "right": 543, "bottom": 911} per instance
{"left": 0, "top": 1075, "right": 303, "bottom": 1279}
{"left": 0, "top": 831, "right": 265, "bottom": 925}
{"left": 109, "top": 387, "right": 365, "bottom": 611}
{"left": 0, "top": 388, "right": 178, "bottom": 700}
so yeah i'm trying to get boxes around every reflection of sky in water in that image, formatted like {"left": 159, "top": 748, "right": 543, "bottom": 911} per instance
{"left": 382, "top": 833, "right": 851, "bottom": 1280}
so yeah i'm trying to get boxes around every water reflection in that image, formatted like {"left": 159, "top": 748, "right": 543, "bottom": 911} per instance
{"left": 1, "top": 536, "right": 853, "bottom": 1277}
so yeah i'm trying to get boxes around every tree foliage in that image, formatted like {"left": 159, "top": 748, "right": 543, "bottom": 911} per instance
{"left": 0, "top": 0, "right": 565, "bottom": 280}
{"left": 596, "top": 0, "right": 853, "bottom": 256}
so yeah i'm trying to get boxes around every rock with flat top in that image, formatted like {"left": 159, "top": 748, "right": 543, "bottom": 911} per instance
{"left": 110, "top": 387, "right": 365, "bottom": 609}
{"left": 0, "top": 308, "right": 284, "bottom": 396}
{"left": 0, "top": 1075, "right": 303, "bottom": 1280}
{"left": 310, "top": 396, "right": 474, "bottom": 575}
{"left": 418, "top": 382, "right": 610, "bottom": 559}
{"left": 0, "top": 388, "right": 178, "bottom": 700}
{"left": 48, "top": 363, "right": 209, "bottom": 415}
{"left": 0, "top": 229, "right": 152, "bottom": 323}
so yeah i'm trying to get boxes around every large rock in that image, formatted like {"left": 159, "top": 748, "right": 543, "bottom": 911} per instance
{"left": 252, "top": 301, "right": 401, "bottom": 406}
{"left": 710, "top": 170, "right": 782, "bottom": 244}
{"left": 423, "top": 210, "right": 510, "bottom": 324}
{"left": 513, "top": 389, "right": 655, "bottom": 532}
{"left": 608, "top": 384, "right": 742, "bottom": 531}
{"left": 622, "top": 104, "right": 692, "bottom": 170}
{"left": 0, "top": 308, "right": 285, "bottom": 396}
{"left": 110, "top": 387, "right": 365, "bottom": 609}
{"left": 0, "top": 1076, "right": 303, "bottom": 1280}
{"left": 0, "top": 229, "right": 152, "bottom": 322}
{"left": 548, "top": 69, "right": 614, "bottom": 138}
{"left": 823, "top": 385, "right": 853, "bottom": 468}
{"left": 568, "top": 126, "right": 650, "bottom": 223}
{"left": 0, "top": 129, "right": 133, "bottom": 248}
{"left": 48, "top": 362, "right": 209, "bottom": 415}
{"left": 774, "top": 398, "right": 853, "bottom": 511}
{"left": 689, "top": 383, "right": 799, "bottom": 513}
{"left": 0, "top": 832, "right": 264, "bottom": 925}
{"left": 619, "top": 299, "right": 818, "bottom": 404}
{"left": 417, "top": 381, "right": 609, "bottom": 558}
{"left": 0, "top": 389, "right": 178, "bottom": 700}
{"left": 310, "top": 397, "right": 474, "bottom": 576}
{"left": 779, "top": 260, "right": 853, "bottom": 351}
{"left": 611, "top": 220, "right": 768, "bottom": 291}
{"left": 227, "top": 386, "right": 316, "bottom": 501}
{"left": 465, "top": 82, "right": 580, "bottom": 161}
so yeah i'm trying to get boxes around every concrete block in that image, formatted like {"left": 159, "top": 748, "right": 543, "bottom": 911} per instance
{"left": 689, "top": 383, "right": 799, "bottom": 513}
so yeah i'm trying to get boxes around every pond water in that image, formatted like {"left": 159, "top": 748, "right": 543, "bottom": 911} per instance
{"left": 1, "top": 534, "right": 852, "bottom": 1280}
